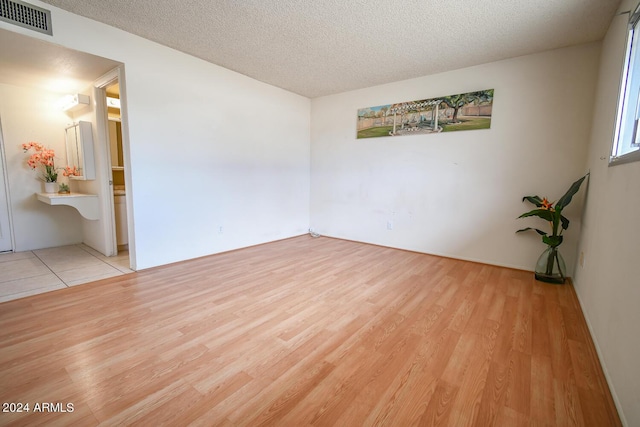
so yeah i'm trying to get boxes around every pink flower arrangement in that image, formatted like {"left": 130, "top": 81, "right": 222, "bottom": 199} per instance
{"left": 22, "top": 142, "right": 58, "bottom": 182}
{"left": 62, "top": 165, "right": 80, "bottom": 177}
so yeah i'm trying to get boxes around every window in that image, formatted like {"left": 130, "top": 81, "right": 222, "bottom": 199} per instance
{"left": 612, "top": 4, "right": 640, "bottom": 165}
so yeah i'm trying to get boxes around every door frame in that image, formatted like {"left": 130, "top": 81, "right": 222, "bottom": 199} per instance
{"left": 0, "top": 117, "right": 15, "bottom": 253}
{"left": 94, "top": 66, "right": 136, "bottom": 270}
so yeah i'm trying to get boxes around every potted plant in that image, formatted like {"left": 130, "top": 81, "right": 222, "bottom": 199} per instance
{"left": 58, "top": 183, "right": 70, "bottom": 194}
{"left": 517, "top": 173, "right": 589, "bottom": 284}
{"left": 22, "top": 141, "right": 58, "bottom": 192}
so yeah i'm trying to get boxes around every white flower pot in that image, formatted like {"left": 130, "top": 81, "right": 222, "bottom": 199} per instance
{"left": 44, "top": 182, "right": 57, "bottom": 193}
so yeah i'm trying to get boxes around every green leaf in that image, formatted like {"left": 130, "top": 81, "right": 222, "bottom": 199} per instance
{"left": 560, "top": 215, "right": 570, "bottom": 230}
{"left": 518, "top": 209, "right": 555, "bottom": 222}
{"left": 543, "top": 235, "right": 563, "bottom": 247}
{"left": 516, "top": 227, "right": 547, "bottom": 236}
{"left": 556, "top": 174, "right": 589, "bottom": 210}
{"left": 552, "top": 212, "right": 560, "bottom": 237}
{"left": 522, "top": 196, "right": 543, "bottom": 207}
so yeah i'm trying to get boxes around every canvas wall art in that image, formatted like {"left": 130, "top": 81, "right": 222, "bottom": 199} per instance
{"left": 357, "top": 89, "right": 494, "bottom": 139}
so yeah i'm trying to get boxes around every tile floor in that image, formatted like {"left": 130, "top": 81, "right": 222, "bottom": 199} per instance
{"left": 0, "top": 245, "right": 133, "bottom": 303}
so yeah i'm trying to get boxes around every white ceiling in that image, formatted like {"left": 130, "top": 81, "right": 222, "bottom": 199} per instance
{"left": 14, "top": 0, "right": 625, "bottom": 98}
{"left": 0, "top": 28, "right": 120, "bottom": 94}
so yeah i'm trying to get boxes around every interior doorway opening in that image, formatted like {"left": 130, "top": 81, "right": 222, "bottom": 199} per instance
{"left": 105, "top": 81, "right": 128, "bottom": 253}
{"left": 94, "top": 68, "right": 135, "bottom": 270}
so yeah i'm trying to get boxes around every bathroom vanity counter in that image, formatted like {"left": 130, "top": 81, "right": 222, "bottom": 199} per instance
{"left": 36, "top": 192, "right": 99, "bottom": 220}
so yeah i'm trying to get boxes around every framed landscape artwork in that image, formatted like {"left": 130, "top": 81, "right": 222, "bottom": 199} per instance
{"left": 357, "top": 89, "right": 494, "bottom": 139}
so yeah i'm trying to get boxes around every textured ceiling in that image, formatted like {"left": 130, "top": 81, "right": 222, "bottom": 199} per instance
{"left": 38, "top": 0, "right": 621, "bottom": 98}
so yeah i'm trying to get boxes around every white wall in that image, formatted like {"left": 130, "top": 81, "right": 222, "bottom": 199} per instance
{"left": 574, "top": 1, "right": 640, "bottom": 425}
{"left": 0, "top": 83, "right": 83, "bottom": 250}
{"left": 311, "top": 43, "right": 600, "bottom": 272}
{"left": 122, "top": 53, "right": 310, "bottom": 269}
{"left": 0, "top": 1, "right": 311, "bottom": 269}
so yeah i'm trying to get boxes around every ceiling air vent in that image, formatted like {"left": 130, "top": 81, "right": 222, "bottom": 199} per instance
{"left": 0, "top": 0, "right": 52, "bottom": 35}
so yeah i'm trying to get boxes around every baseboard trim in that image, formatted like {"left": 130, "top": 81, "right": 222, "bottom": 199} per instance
{"left": 571, "top": 283, "right": 627, "bottom": 426}
{"left": 317, "top": 233, "right": 541, "bottom": 275}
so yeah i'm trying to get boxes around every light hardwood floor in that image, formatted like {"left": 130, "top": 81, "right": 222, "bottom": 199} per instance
{"left": 0, "top": 236, "right": 620, "bottom": 426}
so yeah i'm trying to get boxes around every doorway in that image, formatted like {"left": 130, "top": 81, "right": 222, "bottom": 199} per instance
{"left": 0, "top": 117, "right": 14, "bottom": 253}
{"left": 106, "top": 83, "right": 128, "bottom": 252}
{"left": 0, "top": 30, "right": 135, "bottom": 300}
{"left": 94, "top": 68, "right": 134, "bottom": 270}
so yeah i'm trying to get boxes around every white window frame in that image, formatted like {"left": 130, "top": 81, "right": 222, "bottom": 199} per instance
{"left": 612, "top": 4, "right": 640, "bottom": 166}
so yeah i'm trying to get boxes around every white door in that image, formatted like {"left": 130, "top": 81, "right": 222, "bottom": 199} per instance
{"left": 0, "top": 118, "right": 13, "bottom": 252}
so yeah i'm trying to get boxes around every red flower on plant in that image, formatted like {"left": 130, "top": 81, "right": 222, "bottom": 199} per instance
{"left": 540, "top": 197, "right": 554, "bottom": 211}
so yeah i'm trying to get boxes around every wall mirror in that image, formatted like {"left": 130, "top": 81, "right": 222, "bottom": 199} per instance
{"left": 65, "top": 121, "right": 95, "bottom": 180}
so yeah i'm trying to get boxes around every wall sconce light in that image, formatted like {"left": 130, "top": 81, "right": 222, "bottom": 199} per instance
{"left": 58, "top": 94, "right": 90, "bottom": 112}
{"left": 106, "top": 97, "right": 121, "bottom": 110}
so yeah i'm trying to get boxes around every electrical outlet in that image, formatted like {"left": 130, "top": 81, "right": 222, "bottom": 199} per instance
{"left": 387, "top": 220, "right": 393, "bottom": 230}
{"left": 218, "top": 226, "right": 223, "bottom": 234}
{"left": 579, "top": 251, "right": 585, "bottom": 268}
